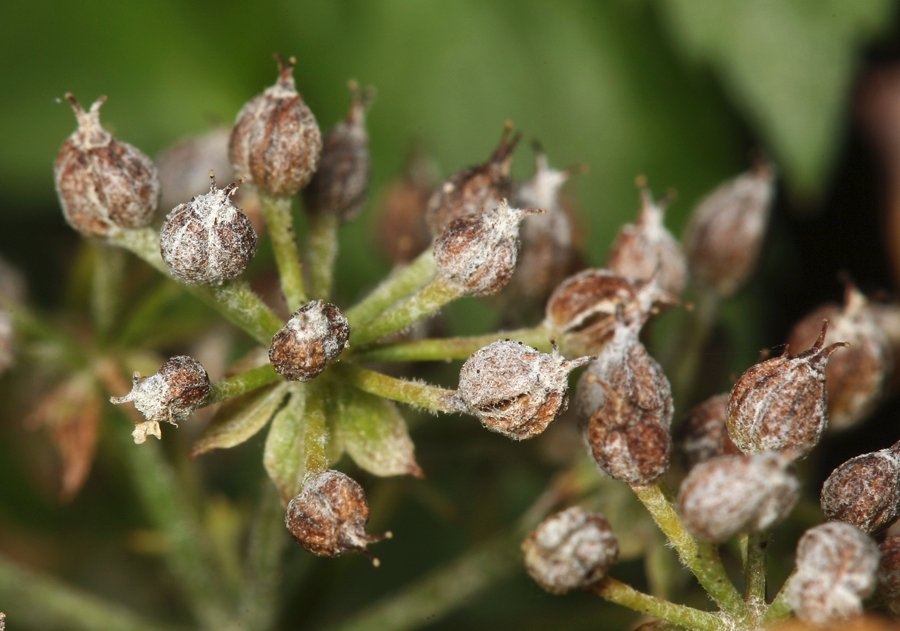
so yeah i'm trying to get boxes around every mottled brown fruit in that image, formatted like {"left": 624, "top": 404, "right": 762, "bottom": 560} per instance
{"left": 877, "top": 535, "right": 900, "bottom": 618}
{"left": 229, "top": 55, "right": 322, "bottom": 197}
{"left": 522, "top": 506, "right": 619, "bottom": 594}
{"left": 787, "top": 522, "right": 879, "bottom": 625}
{"left": 269, "top": 301, "right": 350, "bottom": 381}
{"left": 607, "top": 180, "right": 686, "bottom": 298}
{"left": 726, "top": 321, "right": 847, "bottom": 457}
{"left": 55, "top": 94, "right": 160, "bottom": 237}
{"left": 821, "top": 441, "right": 900, "bottom": 533}
{"left": 677, "top": 451, "right": 799, "bottom": 541}
{"left": 425, "top": 123, "right": 521, "bottom": 235}
{"left": 433, "top": 199, "right": 537, "bottom": 296}
{"left": 303, "top": 81, "right": 372, "bottom": 220}
{"left": 374, "top": 148, "right": 437, "bottom": 264}
{"left": 160, "top": 177, "right": 258, "bottom": 285}
{"left": 286, "top": 470, "right": 387, "bottom": 560}
{"left": 788, "top": 286, "right": 892, "bottom": 431}
{"left": 676, "top": 392, "right": 740, "bottom": 468}
{"left": 683, "top": 163, "right": 774, "bottom": 297}
{"left": 110, "top": 356, "right": 210, "bottom": 444}
{"left": 455, "top": 340, "right": 591, "bottom": 440}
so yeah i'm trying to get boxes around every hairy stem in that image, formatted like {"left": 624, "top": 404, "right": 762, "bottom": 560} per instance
{"left": 305, "top": 211, "right": 339, "bottom": 299}
{"left": 351, "top": 278, "right": 459, "bottom": 347}
{"left": 90, "top": 242, "right": 125, "bottom": 341}
{"left": 761, "top": 570, "right": 795, "bottom": 625}
{"left": 743, "top": 531, "right": 768, "bottom": 618}
{"left": 261, "top": 194, "right": 307, "bottom": 309}
{"left": 303, "top": 380, "right": 329, "bottom": 473}
{"left": 238, "top": 482, "right": 288, "bottom": 631}
{"left": 208, "top": 363, "right": 280, "bottom": 404}
{"left": 345, "top": 249, "right": 435, "bottom": 329}
{"left": 593, "top": 577, "right": 729, "bottom": 631}
{"left": 336, "top": 363, "right": 458, "bottom": 413}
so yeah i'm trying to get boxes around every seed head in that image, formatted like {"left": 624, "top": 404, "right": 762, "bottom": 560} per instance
{"left": 726, "top": 321, "right": 846, "bottom": 457}
{"left": 786, "top": 522, "right": 879, "bottom": 625}
{"left": 676, "top": 392, "right": 740, "bottom": 468}
{"left": 229, "top": 55, "right": 322, "bottom": 197}
{"left": 683, "top": 163, "right": 775, "bottom": 297}
{"left": 285, "top": 470, "right": 388, "bottom": 560}
{"left": 522, "top": 506, "right": 619, "bottom": 594}
{"left": 302, "top": 81, "right": 373, "bottom": 221}
{"left": 821, "top": 441, "right": 900, "bottom": 534}
{"left": 426, "top": 123, "right": 520, "bottom": 235}
{"left": 55, "top": 94, "right": 160, "bottom": 237}
{"left": 160, "top": 176, "right": 258, "bottom": 285}
{"left": 110, "top": 356, "right": 210, "bottom": 444}
{"left": 677, "top": 451, "right": 799, "bottom": 541}
{"left": 269, "top": 301, "right": 350, "bottom": 381}
{"left": 455, "top": 340, "right": 591, "bottom": 440}
{"left": 433, "top": 199, "right": 537, "bottom": 296}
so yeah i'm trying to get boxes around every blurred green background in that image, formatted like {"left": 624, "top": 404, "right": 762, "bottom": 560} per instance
{"left": 1, "top": 0, "right": 899, "bottom": 629}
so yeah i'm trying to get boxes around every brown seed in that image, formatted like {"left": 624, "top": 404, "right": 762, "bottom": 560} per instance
{"left": 229, "top": 55, "right": 322, "bottom": 197}
{"left": 786, "top": 522, "right": 879, "bottom": 625}
{"left": 877, "top": 535, "right": 900, "bottom": 618}
{"left": 159, "top": 177, "right": 258, "bottom": 285}
{"left": 522, "top": 506, "right": 619, "bottom": 594}
{"left": 821, "top": 441, "right": 900, "bottom": 534}
{"left": 425, "top": 123, "right": 520, "bottom": 236}
{"left": 683, "top": 163, "right": 775, "bottom": 297}
{"left": 455, "top": 340, "right": 591, "bottom": 440}
{"left": 285, "top": 470, "right": 386, "bottom": 559}
{"left": 55, "top": 94, "right": 160, "bottom": 237}
{"left": 676, "top": 392, "right": 740, "bottom": 468}
{"left": 269, "top": 301, "right": 350, "bottom": 381}
{"left": 677, "top": 451, "right": 799, "bottom": 541}
{"left": 302, "top": 81, "right": 373, "bottom": 221}
{"left": 726, "top": 321, "right": 846, "bottom": 457}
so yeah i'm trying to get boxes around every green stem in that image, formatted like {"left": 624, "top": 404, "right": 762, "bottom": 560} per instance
{"left": 238, "top": 482, "right": 288, "bottom": 631}
{"left": 208, "top": 364, "right": 281, "bottom": 404}
{"left": 336, "top": 363, "right": 458, "bottom": 413}
{"left": 91, "top": 242, "right": 125, "bottom": 341}
{"left": 743, "top": 532, "right": 768, "bottom": 617}
{"left": 761, "top": 571, "right": 794, "bottom": 625}
{"left": 304, "top": 381, "right": 329, "bottom": 473}
{"left": 0, "top": 554, "right": 190, "bottom": 631}
{"left": 630, "top": 484, "right": 746, "bottom": 619}
{"left": 111, "top": 228, "right": 282, "bottom": 345}
{"left": 351, "top": 278, "right": 460, "bottom": 347}
{"left": 593, "top": 577, "right": 729, "bottom": 631}
{"left": 305, "top": 211, "right": 339, "bottom": 299}
{"left": 352, "top": 324, "right": 553, "bottom": 362}
{"left": 261, "top": 194, "right": 307, "bottom": 309}
{"left": 345, "top": 249, "right": 435, "bottom": 329}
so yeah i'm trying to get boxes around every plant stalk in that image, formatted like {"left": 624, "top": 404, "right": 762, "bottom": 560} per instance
{"left": 261, "top": 193, "right": 307, "bottom": 309}
{"left": 305, "top": 211, "right": 339, "bottom": 299}
{"left": 208, "top": 363, "right": 280, "bottom": 404}
{"left": 336, "top": 363, "right": 458, "bottom": 413}
{"left": 351, "top": 278, "right": 459, "bottom": 347}
{"left": 593, "top": 577, "right": 730, "bottom": 631}
{"left": 345, "top": 249, "right": 435, "bottom": 329}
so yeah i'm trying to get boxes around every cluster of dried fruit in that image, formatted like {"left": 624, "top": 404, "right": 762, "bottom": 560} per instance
{"left": 47, "top": 52, "right": 900, "bottom": 628}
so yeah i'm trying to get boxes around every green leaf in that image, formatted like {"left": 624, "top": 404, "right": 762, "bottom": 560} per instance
{"left": 658, "top": 0, "right": 893, "bottom": 197}
{"left": 263, "top": 383, "right": 315, "bottom": 503}
{"left": 333, "top": 387, "right": 423, "bottom": 479}
{"left": 191, "top": 383, "right": 287, "bottom": 457}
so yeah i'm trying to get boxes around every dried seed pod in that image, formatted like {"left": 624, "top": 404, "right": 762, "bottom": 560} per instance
{"left": 286, "top": 470, "right": 387, "bottom": 560}
{"left": 55, "top": 94, "right": 160, "bottom": 237}
{"left": 374, "top": 147, "right": 437, "bottom": 264}
{"left": 786, "top": 522, "right": 879, "bottom": 625}
{"left": 544, "top": 268, "right": 671, "bottom": 355}
{"left": 269, "top": 301, "right": 350, "bottom": 381}
{"left": 726, "top": 322, "right": 846, "bottom": 457}
{"left": 877, "top": 535, "right": 900, "bottom": 618}
{"left": 425, "top": 124, "right": 521, "bottom": 235}
{"left": 110, "top": 355, "right": 210, "bottom": 444}
{"left": 677, "top": 451, "right": 799, "bottom": 541}
{"left": 455, "top": 340, "right": 591, "bottom": 440}
{"left": 522, "top": 506, "right": 619, "bottom": 594}
{"left": 160, "top": 177, "right": 258, "bottom": 285}
{"left": 683, "top": 163, "right": 775, "bottom": 297}
{"left": 433, "top": 199, "right": 537, "bottom": 296}
{"left": 787, "top": 286, "right": 892, "bottom": 431}
{"left": 302, "top": 81, "right": 372, "bottom": 221}
{"left": 229, "top": 55, "right": 322, "bottom": 197}
{"left": 576, "top": 321, "right": 673, "bottom": 484}
{"left": 676, "top": 392, "right": 740, "bottom": 468}
{"left": 821, "top": 441, "right": 900, "bottom": 533}
{"left": 607, "top": 180, "right": 687, "bottom": 298}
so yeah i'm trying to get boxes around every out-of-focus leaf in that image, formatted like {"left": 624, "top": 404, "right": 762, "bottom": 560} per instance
{"left": 263, "top": 383, "right": 313, "bottom": 503}
{"left": 333, "top": 386, "right": 423, "bottom": 479}
{"left": 192, "top": 383, "right": 287, "bottom": 456}
{"left": 659, "top": 0, "right": 893, "bottom": 198}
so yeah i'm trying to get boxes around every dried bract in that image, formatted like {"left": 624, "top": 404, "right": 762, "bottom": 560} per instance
{"left": 160, "top": 178, "right": 258, "bottom": 285}
{"left": 821, "top": 441, "right": 900, "bottom": 534}
{"left": 522, "top": 506, "right": 619, "bottom": 594}
{"left": 455, "top": 340, "right": 591, "bottom": 440}
{"left": 787, "top": 522, "right": 879, "bottom": 625}
{"left": 269, "top": 301, "right": 350, "bottom": 381}
{"left": 229, "top": 55, "right": 322, "bottom": 197}
{"left": 677, "top": 451, "right": 799, "bottom": 541}
{"left": 727, "top": 322, "right": 846, "bottom": 457}
{"left": 676, "top": 392, "right": 739, "bottom": 468}
{"left": 55, "top": 94, "right": 160, "bottom": 237}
